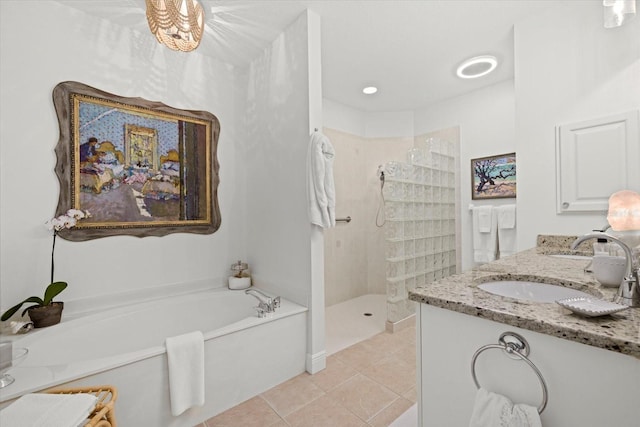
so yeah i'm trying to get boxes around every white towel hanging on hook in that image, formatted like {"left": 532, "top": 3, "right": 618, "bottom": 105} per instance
{"left": 307, "top": 131, "right": 336, "bottom": 228}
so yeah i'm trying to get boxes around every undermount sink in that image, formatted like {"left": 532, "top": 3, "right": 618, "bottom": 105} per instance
{"left": 478, "top": 280, "right": 598, "bottom": 303}
{"left": 548, "top": 254, "right": 592, "bottom": 260}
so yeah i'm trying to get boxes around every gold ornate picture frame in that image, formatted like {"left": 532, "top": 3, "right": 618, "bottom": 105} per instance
{"left": 52, "top": 81, "right": 221, "bottom": 241}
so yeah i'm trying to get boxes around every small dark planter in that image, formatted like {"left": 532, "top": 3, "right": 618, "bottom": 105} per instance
{"left": 27, "top": 302, "right": 64, "bottom": 328}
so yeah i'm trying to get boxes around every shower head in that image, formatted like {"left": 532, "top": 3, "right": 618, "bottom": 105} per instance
{"left": 377, "top": 165, "right": 386, "bottom": 190}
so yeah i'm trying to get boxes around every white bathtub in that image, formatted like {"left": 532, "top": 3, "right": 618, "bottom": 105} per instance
{"left": 0, "top": 287, "right": 308, "bottom": 426}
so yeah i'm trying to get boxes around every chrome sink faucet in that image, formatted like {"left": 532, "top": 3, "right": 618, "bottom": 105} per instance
{"left": 571, "top": 233, "right": 640, "bottom": 307}
{"left": 245, "top": 288, "right": 281, "bottom": 317}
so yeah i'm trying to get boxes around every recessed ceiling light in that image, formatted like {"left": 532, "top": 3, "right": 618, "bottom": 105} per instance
{"left": 456, "top": 55, "right": 498, "bottom": 79}
{"left": 362, "top": 86, "right": 378, "bottom": 95}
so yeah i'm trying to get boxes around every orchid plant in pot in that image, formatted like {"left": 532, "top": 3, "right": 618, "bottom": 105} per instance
{"left": 1, "top": 209, "right": 90, "bottom": 328}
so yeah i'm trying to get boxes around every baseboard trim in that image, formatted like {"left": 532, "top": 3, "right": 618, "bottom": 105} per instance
{"left": 385, "top": 314, "right": 416, "bottom": 333}
{"left": 306, "top": 351, "right": 326, "bottom": 374}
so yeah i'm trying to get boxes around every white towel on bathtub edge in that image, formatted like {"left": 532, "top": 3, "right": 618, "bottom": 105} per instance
{"left": 469, "top": 388, "right": 541, "bottom": 427}
{"left": 0, "top": 392, "right": 97, "bottom": 427}
{"left": 166, "top": 330, "right": 205, "bottom": 416}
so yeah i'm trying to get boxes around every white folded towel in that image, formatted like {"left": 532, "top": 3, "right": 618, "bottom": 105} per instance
{"left": 477, "top": 208, "right": 493, "bottom": 233}
{"left": 166, "top": 331, "right": 205, "bottom": 416}
{"left": 497, "top": 204, "right": 517, "bottom": 257}
{"left": 472, "top": 206, "right": 497, "bottom": 263}
{"left": 497, "top": 204, "right": 516, "bottom": 229}
{"left": 0, "top": 393, "right": 97, "bottom": 427}
{"left": 307, "top": 131, "right": 336, "bottom": 228}
{"left": 469, "top": 388, "right": 541, "bottom": 427}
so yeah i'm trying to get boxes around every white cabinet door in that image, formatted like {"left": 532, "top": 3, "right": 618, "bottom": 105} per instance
{"left": 417, "top": 304, "right": 640, "bottom": 427}
{"left": 556, "top": 110, "right": 639, "bottom": 213}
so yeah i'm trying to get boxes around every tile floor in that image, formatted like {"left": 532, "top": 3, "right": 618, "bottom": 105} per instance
{"left": 200, "top": 325, "right": 417, "bottom": 427}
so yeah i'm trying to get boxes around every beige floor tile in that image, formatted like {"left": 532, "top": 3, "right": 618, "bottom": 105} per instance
{"left": 327, "top": 374, "right": 399, "bottom": 422}
{"left": 402, "top": 386, "right": 417, "bottom": 403}
{"left": 284, "top": 395, "right": 367, "bottom": 427}
{"left": 391, "top": 342, "right": 416, "bottom": 369}
{"left": 309, "top": 355, "right": 358, "bottom": 392}
{"left": 368, "top": 397, "right": 415, "bottom": 427}
{"left": 334, "top": 339, "right": 388, "bottom": 370}
{"left": 394, "top": 327, "right": 416, "bottom": 345}
{"left": 360, "top": 355, "right": 416, "bottom": 395}
{"left": 205, "top": 396, "right": 282, "bottom": 427}
{"left": 261, "top": 373, "right": 325, "bottom": 417}
{"left": 201, "top": 315, "right": 417, "bottom": 427}
{"left": 365, "top": 331, "right": 407, "bottom": 355}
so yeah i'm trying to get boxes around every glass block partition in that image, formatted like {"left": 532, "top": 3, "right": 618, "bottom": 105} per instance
{"left": 384, "top": 138, "right": 458, "bottom": 324}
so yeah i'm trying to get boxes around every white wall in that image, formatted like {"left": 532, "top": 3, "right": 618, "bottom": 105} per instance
{"left": 515, "top": 3, "right": 640, "bottom": 248}
{"left": 0, "top": 1, "right": 243, "bottom": 314}
{"left": 324, "top": 99, "right": 414, "bottom": 138}
{"left": 414, "top": 80, "right": 516, "bottom": 271}
{"left": 238, "top": 9, "right": 322, "bottom": 372}
{"left": 239, "top": 11, "right": 314, "bottom": 305}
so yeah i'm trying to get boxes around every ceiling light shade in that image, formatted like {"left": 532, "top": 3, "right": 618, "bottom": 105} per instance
{"left": 603, "top": 0, "right": 636, "bottom": 28}
{"left": 363, "top": 86, "right": 378, "bottom": 95}
{"left": 146, "top": 0, "right": 205, "bottom": 52}
{"left": 456, "top": 55, "right": 498, "bottom": 79}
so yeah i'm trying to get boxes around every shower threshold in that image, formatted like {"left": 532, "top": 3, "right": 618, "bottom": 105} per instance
{"left": 325, "top": 294, "right": 386, "bottom": 355}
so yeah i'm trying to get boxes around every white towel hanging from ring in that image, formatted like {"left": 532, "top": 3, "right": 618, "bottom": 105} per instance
{"left": 469, "top": 388, "right": 542, "bottom": 427}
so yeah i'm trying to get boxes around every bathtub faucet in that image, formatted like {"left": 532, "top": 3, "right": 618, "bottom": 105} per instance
{"left": 245, "top": 288, "right": 281, "bottom": 317}
{"left": 571, "top": 232, "right": 640, "bottom": 307}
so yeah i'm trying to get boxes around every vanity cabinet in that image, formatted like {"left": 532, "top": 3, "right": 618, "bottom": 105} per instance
{"left": 416, "top": 303, "right": 640, "bottom": 426}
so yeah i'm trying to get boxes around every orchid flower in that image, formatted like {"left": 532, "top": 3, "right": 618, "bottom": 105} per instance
{"left": 45, "top": 209, "right": 91, "bottom": 284}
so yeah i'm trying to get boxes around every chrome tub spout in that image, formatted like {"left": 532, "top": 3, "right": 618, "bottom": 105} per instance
{"left": 245, "top": 288, "right": 281, "bottom": 317}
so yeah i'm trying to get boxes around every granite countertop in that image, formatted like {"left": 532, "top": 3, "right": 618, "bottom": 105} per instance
{"left": 408, "top": 247, "right": 640, "bottom": 360}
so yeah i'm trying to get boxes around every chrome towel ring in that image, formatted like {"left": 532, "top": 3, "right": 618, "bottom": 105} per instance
{"left": 471, "top": 332, "right": 548, "bottom": 414}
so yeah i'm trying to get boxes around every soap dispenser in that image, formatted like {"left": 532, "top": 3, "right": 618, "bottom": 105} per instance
{"left": 228, "top": 260, "right": 252, "bottom": 290}
{"left": 593, "top": 237, "right": 610, "bottom": 256}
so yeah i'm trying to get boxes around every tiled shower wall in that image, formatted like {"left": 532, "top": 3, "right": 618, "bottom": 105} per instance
{"left": 384, "top": 133, "right": 459, "bottom": 323}
{"left": 323, "top": 128, "right": 413, "bottom": 307}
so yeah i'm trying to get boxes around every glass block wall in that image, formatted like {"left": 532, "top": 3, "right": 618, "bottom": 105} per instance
{"left": 384, "top": 137, "right": 458, "bottom": 324}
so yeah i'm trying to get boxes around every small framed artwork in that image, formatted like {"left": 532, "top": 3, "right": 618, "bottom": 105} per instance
{"left": 471, "top": 152, "right": 516, "bottom": 200}
{"left": 52, "top": 81, "right": 221, "bottom": 241}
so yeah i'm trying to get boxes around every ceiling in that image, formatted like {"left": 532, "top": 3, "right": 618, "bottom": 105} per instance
{"left": 56, "top": 0, "right": 589, "bottom": 112}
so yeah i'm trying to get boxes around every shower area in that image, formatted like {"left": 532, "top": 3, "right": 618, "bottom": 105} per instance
{"left": 324, "top": 126, "right": 460, "bottom": 354}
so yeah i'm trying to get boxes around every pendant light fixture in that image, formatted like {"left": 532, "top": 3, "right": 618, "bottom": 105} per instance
{"left": 146, "top": 0, "right": 205, "bottom": 52}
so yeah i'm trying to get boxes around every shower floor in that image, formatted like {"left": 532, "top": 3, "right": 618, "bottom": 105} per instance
{"left": 325, "top": 293, "right": 387, "bottom": 355}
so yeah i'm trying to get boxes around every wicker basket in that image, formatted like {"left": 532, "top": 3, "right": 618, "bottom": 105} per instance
{"left": 44, "top": 385, "right": 117, "bottom": 427}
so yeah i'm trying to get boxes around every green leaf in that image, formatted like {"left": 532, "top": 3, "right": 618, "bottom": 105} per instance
{"left": 43, "top": 281, "right": 67, "bottom": 306}
{"left": 1, "top": 296, "right": 44, "bottom": 321}
{"left": 21, "top": 304, "right": 46, "bottom": 317}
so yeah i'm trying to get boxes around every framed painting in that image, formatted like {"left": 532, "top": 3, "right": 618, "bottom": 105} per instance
{"left": 471, "top": 152, "right": 516, "bottom": 200}
{"left": 52, "top": 81, "right": 221, "bottom": 241}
